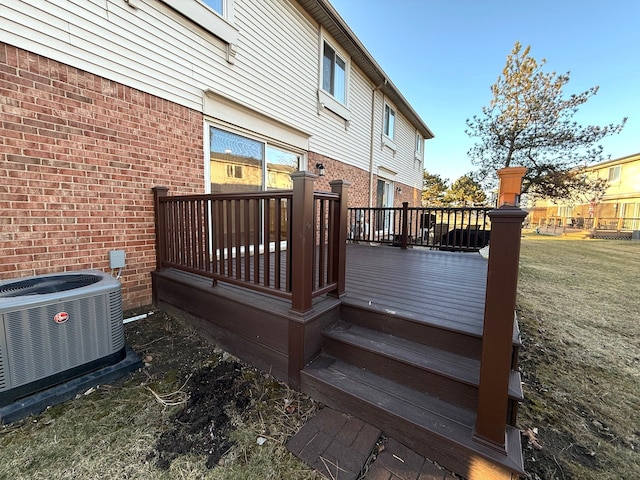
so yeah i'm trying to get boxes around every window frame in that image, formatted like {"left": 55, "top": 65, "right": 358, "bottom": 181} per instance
{"left": 206, "top": 123, "right": 303, "bottom": 194}
{"left": 322, "top": 41, "right": 347, "bottom": 104}
{"left": 161, "top": 0, "right": 238, "bottom": 46}
{"left": 607, "top": 165, "right": 621, "bottom": 183}
{"left": 383, "top": 103, "right": 396, "bottom": 139}
{"left": 317, "top": 34, "right": 351, "bottom": 121}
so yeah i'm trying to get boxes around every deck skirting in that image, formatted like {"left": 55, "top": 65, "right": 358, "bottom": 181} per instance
{"left": 151, "top": 268, "right": 340, "bottom": 386}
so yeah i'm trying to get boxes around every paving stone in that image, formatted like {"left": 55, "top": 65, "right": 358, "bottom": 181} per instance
{"left": 367, "top": 438, "right": 449, "bottom": 480}
{"left": 286, "top": 407, "right": 381, "bottom": 480}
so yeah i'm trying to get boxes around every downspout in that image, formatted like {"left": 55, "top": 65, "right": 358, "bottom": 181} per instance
{"left": 368, "top": 78, "right": 387, "bottom": 207}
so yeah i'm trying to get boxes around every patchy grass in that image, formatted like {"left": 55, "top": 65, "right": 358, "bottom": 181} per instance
{"left": 2, "top": 235, "right": 638, "bottom": 479}
{"left": 0, "top": 311, "right": 324, "bottom": 480}
{"left": 517, "top": 234, "right": 640, "bottom": 480}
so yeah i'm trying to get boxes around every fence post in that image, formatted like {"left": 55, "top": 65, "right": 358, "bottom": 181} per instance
{"left": 401, "top": 202, "right": 409, "bottom": 249}
{"left": 329, "top": 180, "right": 351, "bottom": 298}
{"left": 290, "top": 171, "right": 317, "bottom": 314}
{"left": 473, "top": 205, "right": 527, "bottom": 452}
{"left": 152, "top": 186, "right": 169, "bottom": 271}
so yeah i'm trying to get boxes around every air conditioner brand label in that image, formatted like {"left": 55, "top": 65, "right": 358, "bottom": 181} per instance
{"left": 54, "top": 312, "right": 69, "bottom": 324}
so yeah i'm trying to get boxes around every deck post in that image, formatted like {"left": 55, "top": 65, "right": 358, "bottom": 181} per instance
{"left": 289, "top": 171, "right": 317, "bottom": 314}
{"left": 401, "top": 202, "right": 409, "bottom": 249}
{"left": 473, "top": 205, "right": 527, "bottom": 452}
{"left": 152, "top": 186, "right": 169, "bottom": 271}
{"left": 329, "top": 180, "right": 351, "bottom": 298}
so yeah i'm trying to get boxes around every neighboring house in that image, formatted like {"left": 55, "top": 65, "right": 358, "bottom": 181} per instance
{"left": 528, "top": 152, "right": 640, "bottom": 232}
{"left": 0, "top": 0, "right": 433, "bottom": 308}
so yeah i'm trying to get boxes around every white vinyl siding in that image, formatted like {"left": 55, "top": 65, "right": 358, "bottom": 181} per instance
{"left": 1, "top": 0, "right": 425, "bottom": 191}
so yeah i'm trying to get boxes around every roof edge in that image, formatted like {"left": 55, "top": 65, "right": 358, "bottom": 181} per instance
{"left": 298, "top": 0, "right": 434, "bottom": 139}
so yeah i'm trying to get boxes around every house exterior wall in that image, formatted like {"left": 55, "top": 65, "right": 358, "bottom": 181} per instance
{"left": 0, "top": 0, "right": 431, "bottom": 308}
{"left": 528, "top": 153, "right": 640, "bottom": 230}
{"left": 0, "top": 43, "right": 203, "bottom": 308}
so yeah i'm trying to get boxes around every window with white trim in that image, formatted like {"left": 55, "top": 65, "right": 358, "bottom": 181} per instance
{"left": 415, "top": 132, "right": 422, "bottom": 154}
{"left": 607, "top": 165, "right": 621, "bottom": 183}
{"left": 161, "top": 0, "right": 237, "bottom": 47}
{"left": 200, "top": 0, "right": 223, "bottom": 15}
{"left": 209, "top": 126, "right": 300, "bottom": 193}
{"left": 322, "top": 41, "right": 346, "bottom": 104}
{"left": 383, "top": 104, "right": 396, "bottom": 139}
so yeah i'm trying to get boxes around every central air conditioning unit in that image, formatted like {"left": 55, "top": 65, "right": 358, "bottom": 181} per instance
{"left": 0, "top": 270, "right": 125, "bottom": 407}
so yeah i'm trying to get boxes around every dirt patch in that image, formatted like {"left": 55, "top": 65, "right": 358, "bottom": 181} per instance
{"left": 150, "top": 361, "right": 250, "bottom": 469}
{"left": 0, "top": 307, "right": 324, "bottom": 480}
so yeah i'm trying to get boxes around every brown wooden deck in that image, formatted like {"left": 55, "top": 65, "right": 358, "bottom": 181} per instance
{"left": 344, "top": 244, "right": 488, "bottom": 336}
{"left": 153, "top": 208, "right": 523, "bottom": 480}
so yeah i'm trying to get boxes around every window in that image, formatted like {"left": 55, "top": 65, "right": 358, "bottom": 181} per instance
{"left": 209, "top": 126, "right": 300, "bottom": 193}
{"left": 226, "top": 164, "right": 243, "bottom": 178}
{"left": 415, "top": 132, "right": 422, "bottom": 154}
{"left": 200, "top": 0, "right": 223, "bottom": 15}
{"left": 384, "top": 104, "right": 396, "bottom": 139}
{"left": 322, "top": 41, "right": 346, "bottom": 103}
{"left": 162, "top": 0, "right": 237, "bottom": 47}
{"left": 607, "top": 165, "right": 621, "bottom": 182}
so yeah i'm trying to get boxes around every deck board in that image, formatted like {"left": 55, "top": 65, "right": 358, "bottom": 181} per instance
{"left": 345, "top": 244, "right": 487, "bottom": 335}
{"left": 159, "top": 243, "right": 489, "bottom": 338}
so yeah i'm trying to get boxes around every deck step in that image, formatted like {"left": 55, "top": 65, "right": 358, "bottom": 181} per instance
{"left": 301, "top": 356, "right": 525, "bottom": 480}
{"left": 340, "top": 301, "right": 523, "bottom": 361}
{"left": 323, "top": 322, "right": 523, "bottom": 412}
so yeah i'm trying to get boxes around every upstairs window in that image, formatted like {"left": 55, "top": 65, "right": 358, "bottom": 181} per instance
{"left": 415, "top": 132, "right": 422, "bottom": 153}
{"left": 162, "top": 0, "right": 237, "bottom": 47}
{"left": 383, "top": 104, "right": 396, "bottom": 139}
{"left": 322, "top": 42, "right": 346, "bottom": 104}
{"left": 607, "top": 165, "right": 621, "bottom": 182}
{"left": 200, "top": 0, "right": 223, "bottom": 15}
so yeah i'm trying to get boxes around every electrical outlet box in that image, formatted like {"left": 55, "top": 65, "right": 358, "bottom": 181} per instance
{"left": 109, "top": 250, "right": 126, "bottom": 269}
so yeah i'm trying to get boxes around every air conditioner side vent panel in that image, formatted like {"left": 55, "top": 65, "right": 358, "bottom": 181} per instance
{"left": 0, "top": 270, "right": 124, "bottom": 403}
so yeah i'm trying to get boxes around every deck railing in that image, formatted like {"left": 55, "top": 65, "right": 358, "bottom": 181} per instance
{"left": 348, "top": 203, "right": 492, "bottom": 251}
{"left": 537, "top": 216, "right": 640, "bottom": 234}
{"left": 153, "top": 173, "right": 350, "bottom": 314}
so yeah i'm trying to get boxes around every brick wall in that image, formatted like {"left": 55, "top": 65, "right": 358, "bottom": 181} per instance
{"left": 309, "top": 152, "right": 371, "bottom": 207}
{"left": 0, "top": 44, "right": 204, "bottom": 309}
{"left": 309, "top": 152, "right": 420, "bottom": 208}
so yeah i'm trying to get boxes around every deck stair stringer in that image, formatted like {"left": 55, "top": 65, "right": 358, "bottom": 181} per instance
{"left": 301, "top": 356, "right": 525, "bottom": 480}
{"left": 300, "top": 300, "right": 525, "bottom": 480}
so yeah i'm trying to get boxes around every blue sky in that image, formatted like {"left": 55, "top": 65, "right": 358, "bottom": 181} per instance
{"left": 329, "top": 0, "right": 640, "bottom": 183}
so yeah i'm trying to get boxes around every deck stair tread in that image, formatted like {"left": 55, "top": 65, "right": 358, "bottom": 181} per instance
{"left": 340, "top": 298, "right": 523, "bottom": 347}
{"left": 301, "top": 355, "right": 525, "bottom": 476}
{"left": 325, "top": 322, "right": 524, "bottom": 402}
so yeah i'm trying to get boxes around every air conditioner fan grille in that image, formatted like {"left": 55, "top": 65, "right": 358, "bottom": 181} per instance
{"left": 0, "top": 274, "right": 101, "bottom": 297}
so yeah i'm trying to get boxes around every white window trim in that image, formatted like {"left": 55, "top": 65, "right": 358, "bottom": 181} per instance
{"left": 205, "top": 122, "right": 307, "bottom": 194}
{"left": 161, "top": 0, "right": 238, "bottom": 47}
{"left": 607, "top": 165, "right": 621, "bottom": 183}
{"left": 415, "top": 130, "right": 423, "bottom": 159}
{"left": 318, "top": 30, "right": 351, "bottom": 121}
{"left": 383, "top": 102, "right": 396, "bottom": 137}
{"left": 381, "top": 133, "right": 397, "bottom": 152}
{"left": 382, "top": 102, "right": 397, "bottom": 151}
{"left": 203, "top": 88, "right": 310, "bottom": 151}
{"left": 318, "top": 89, "right": 351, "bottom": 121}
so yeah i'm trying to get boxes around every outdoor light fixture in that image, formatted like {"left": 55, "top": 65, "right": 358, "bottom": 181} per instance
{"left": 396, "top": 186, "right": 402, "bottom": 194}
{"left": 316, "top": 163, "right": 326, "bottom": 177}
